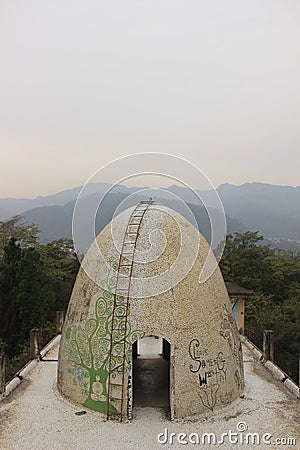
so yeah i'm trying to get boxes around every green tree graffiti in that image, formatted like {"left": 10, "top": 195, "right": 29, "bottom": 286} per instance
{"left": 65, "top": 258, "right": 144, "bottom": 413}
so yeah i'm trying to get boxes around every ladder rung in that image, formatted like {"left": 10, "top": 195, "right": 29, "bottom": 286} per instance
{"left": 109, "top": 370, "right": 124, "bottom": 377}
{"left": 111, "top": 327, "right": 127, "bottom": 332}
{"left": 110, "top": 355, "right": 125, "bottom": 361}
{"left": 108, "top": 366, "right": 122, "bottom": 370}
{"left": 111, "top": 335, "right": 126, "bottom": 340}
{"left": 110, "top": 347, "right": 126, "bottom": 353}
{"left": 109, "top": 396, "right": 122, "bottom": 402}
{"left": 110, "top": 348, "right": 125, "bottom": 353}
{"left": 111, "top": 320, "right": 127, "bottom": 325}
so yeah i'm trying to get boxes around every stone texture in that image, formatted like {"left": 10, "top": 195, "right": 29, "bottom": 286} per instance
{"left": 57, "top": 204, "right": 244, "bottom": 419}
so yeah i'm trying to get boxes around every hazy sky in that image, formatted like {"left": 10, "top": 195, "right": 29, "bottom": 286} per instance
{"left": 1, "top": 0, "right": 300, "bottom": 198}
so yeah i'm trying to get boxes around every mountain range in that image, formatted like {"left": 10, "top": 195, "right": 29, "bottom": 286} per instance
{"left": 1, "top": 182, "right": 300, "bottom": 252}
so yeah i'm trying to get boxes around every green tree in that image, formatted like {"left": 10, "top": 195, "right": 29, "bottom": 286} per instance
{"left": 0, "top": 239, "right": 22, "bottom": 355}
{"left": 0, "top": 234, "right": 79, "bottom": 360}
{"left": 65, "top": 260, "right": 144, "bottom": 413}
{"left": 220, "top": 231, "right": 270, "bottom": 291}
{"left": 0, "top": 215, "right": 39, "bottom": 260}
{"left": 15, "top": 247, "right": 55, "bottom": 342}
{"left": 39, "top": 238, "right": 79, "bottom": 312}
{"left": 220, "top": 231, "right": 300, "bottom": 383}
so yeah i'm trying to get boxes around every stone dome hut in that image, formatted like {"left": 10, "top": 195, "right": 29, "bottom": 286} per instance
{"left": 58, "top": 201, "right": 244, "bottom": 421}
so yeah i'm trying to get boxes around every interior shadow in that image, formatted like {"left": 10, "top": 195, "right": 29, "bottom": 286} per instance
{"left": 132, "top": 336, "right": 170, "bottom": 409}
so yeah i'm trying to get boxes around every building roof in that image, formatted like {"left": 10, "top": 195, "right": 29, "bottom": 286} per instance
{"left": 225, "top": 281, "right": 253, "bottom": 296}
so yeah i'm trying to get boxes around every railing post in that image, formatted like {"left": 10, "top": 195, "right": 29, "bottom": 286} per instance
{"left": 0, "top": 354, "right": 5, "bottom": 398}
{"left": 56, "top": 311, "right": 65, "bottom": 334}
{"left": 30, "top": 328, "right": 40, "bottom": 359}
{"left": 263, "top": 330, "right": 274, "bottom": 362}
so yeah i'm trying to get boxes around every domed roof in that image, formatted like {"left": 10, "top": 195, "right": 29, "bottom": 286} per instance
{"left": 58, "top": 202, "right": 244, "bottom": 419}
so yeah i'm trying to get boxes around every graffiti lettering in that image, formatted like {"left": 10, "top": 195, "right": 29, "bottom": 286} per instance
{"left": 189, "top": 339, "right": 202, "bottom": 372}
{"left": 189, "top": 339, "right": 227, "bottom": 411}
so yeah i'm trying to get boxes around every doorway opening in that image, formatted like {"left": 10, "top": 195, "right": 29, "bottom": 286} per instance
{"left": 132, "top": 336, "right": 170, "bottom": 412}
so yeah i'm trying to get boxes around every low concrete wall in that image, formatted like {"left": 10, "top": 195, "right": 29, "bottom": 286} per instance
{"left": 241, "top": 335, "right": 299, "bottom": 399}
{"left": 0, "top": 335, "right": 61, "bottom": 401}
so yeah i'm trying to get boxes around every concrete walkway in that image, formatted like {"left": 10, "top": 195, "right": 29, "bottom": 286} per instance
{"left": 0, "top": 342, "right": 299, "bottom": 450}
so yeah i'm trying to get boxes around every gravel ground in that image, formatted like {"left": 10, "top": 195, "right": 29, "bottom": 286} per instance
{"left": 0, "top": 342, "right": 299, "bottom": 450}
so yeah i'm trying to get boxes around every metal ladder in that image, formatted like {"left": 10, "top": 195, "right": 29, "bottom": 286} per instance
{"left": 106, "top": 200, "right": 154, "bottom": 421}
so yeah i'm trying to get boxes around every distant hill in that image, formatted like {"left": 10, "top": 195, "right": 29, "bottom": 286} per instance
{"left": 218, "top": 182, "right": 300, "bottom": 220}
{"left": 0, "top": 183, "right": 129, "bottom": 220}
{"left": 22, "top": 192, "right": 246, "bottom": 252}
{"left": 1, "top": 181, "right": 300, "bottom": 252}
{"left": 218, "top": 182, "right": 300, "bottom": 241}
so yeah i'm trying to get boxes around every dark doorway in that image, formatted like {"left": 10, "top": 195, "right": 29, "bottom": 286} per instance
{"left": 132, "top": 336, "right": 170, "bottom": 409}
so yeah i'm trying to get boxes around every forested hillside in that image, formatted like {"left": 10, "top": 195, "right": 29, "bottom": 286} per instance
{"left": 0, "top": 216, "right": 79, "bottom": 379}
{"left": 220, "top": 231, "right": 300, "bottom": 383}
